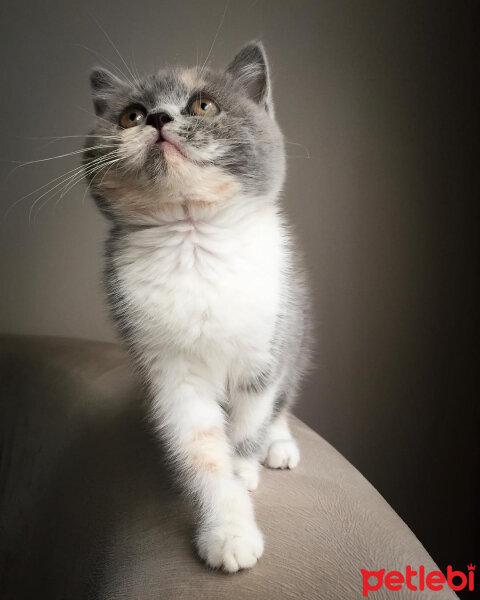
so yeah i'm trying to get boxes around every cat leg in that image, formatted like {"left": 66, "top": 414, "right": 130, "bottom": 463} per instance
{"left": 263, "top": 409, "right": 300, "bottom": 470}
{"left": 150, "top": 354, "right": 263, "bottom": 573}
{"left": 232, "top": 455, "right": 260, "bottom": 492}
{"left": 229, "top": 383, "right": 279, "bottom": 491}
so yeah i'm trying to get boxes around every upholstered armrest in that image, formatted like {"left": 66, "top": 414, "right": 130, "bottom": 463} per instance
{"left": 0, "top": 335, "right": 456, "bottom": 599}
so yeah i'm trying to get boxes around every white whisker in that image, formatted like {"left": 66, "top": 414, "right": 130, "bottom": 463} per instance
{"left": 10, "top": 145, "right": 115, "bottom": 169}
{"left": 73, "top": 43, "right": 131, "bottom": 83}
{"left": 17, "top": 134, "right": 120, "bottom": 141}
{"left": 75, "top": 104, "right": 113, "bottom": 126}
{"left": 88, "top": 12, "right": 138, "bottom": 86}
{"left": 31, "top": 155, "right": 121, "bottom": 223}
{"left": 59, "top": 153, "right": 119, "bottom": 199}
{"left": 199, "top": 0, "right": 230, "bottom": 77}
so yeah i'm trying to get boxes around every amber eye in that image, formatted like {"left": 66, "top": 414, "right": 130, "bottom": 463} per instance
{"left": 119, "top": 105, "right": 146, "bottom": 128}
{"left": 189, "top": 96, "right": 219, "bottom": 117}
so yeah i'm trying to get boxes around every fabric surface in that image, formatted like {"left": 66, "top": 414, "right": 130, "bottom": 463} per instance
{"left": 0, "top": 335, "right": 457, "bottom": 599}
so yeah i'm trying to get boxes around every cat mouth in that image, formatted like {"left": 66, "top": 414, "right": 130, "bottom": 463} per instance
{"left": 152, "top": 130, "right": 205, "bottom": 167}
{"left": 156, "top": 130, "right": 187, "bottom": 159}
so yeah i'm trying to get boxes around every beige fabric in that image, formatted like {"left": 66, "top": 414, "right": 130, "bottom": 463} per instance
{"left": 0, "top": 335, "right": 457, "bottom": 599}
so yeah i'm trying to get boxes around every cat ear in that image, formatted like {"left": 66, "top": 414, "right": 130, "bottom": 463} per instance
{"left": 226, "top": 41, "right": 273, "bottom": 113}
{"left": 89, "top": 67, "right": 123, "bottom": 115}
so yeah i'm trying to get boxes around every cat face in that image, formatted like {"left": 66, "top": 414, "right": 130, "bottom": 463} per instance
{"left": 84, "top": 42, "right": 285, "bottom": 223}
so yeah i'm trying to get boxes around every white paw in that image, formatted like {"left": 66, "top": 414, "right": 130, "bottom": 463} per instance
{"left": 233, "top": 457, "right": 260, "bottom": 491}
{"left": 264, "top": 439, "right": 300, "bottom": 469}
{"left": 197, "top": 519, "right": 264, "bottom": 573}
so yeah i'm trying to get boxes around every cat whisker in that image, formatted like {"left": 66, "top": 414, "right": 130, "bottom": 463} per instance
{"left": 31, "top": 155, "right": 121, "bottom": 224}
{"left": 199, "top": 0, "right": 230, "bottom": 78}
{"left": 82, "top": 159, "right": 120, "bottom": 207}
{"left": 129, "top": 38, "right": 143, "bottom": 85}
{"left": 58, "top": 152, "right": 120, "bottom": 199}
{"left": 59, "top": 154, "right": 119, "bottom": 202}
{"left": 73, "top": 44, "right": 133, "bottom": 84}
{"left": 54, "top": 157, "right": 121, "bottom": 215}
{"left": 4, "top": 149, "right": 117, "bottom": 221}
{"left": 17, "top": 134, "right": 121, "bottom": 141}
{"left": 10, "top": 145, "right": 116, "bottom": 170}
{"left": 88, "top": 13, "right": 138, "bottom": 87}
{"left": 75, "top": 105, "right": 114, "bottom": 127}
{"left": 285, "top": 140, "right": 311, "bottom": 159}
{"left": 3, "top": 161, "right": 90, "bottom": 220}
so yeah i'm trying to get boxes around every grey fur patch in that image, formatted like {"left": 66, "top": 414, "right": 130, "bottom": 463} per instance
{"left": 271, "top": 390, "right": 288, "bottom": 420}
{"left": 234, "top": 418, "right": 270, "bottom": 458}
{"left": 235, "top": 437, "right": 262, "bottom": 458}
{"left": 238, "top": 368, "right": 272, "bottom": 395}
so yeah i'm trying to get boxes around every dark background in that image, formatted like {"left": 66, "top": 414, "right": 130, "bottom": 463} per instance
{"left": 0, "top": 0, "right": 477, "bottom": 574}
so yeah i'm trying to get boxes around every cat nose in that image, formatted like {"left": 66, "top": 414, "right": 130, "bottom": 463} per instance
{"left": 146, "top": 112, "right": 173, "bottom": 130}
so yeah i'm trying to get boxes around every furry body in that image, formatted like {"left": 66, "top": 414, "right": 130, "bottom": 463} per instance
{"left": 85, "top": 42, "right": 311, "bottom": 572}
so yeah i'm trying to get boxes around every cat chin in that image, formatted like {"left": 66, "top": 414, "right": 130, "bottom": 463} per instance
{"left": 160, "top": 161, "right": 242, "bottom": 205}
{"left": 93, "top": 161, "right": 243, "bottom": 223}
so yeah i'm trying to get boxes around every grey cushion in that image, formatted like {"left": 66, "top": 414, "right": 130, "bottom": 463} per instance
{"left": 0, "top": 335, "right": 457, "bottom": 599}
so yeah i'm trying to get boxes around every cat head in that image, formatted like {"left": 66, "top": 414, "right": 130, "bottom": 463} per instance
{"left": 84, "top": 42, "right": 285, "bottom": 223}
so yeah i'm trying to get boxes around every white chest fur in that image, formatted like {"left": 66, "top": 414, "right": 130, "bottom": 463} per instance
{"left": 112, "top": 202, "right": 286, "bottom": 374}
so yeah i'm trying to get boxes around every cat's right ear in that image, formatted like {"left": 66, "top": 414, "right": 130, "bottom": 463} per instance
{"left": 226, "top": 42, "right": 273, "bottom": 114}
{"left": 90, "top": 67, "right": 123, "bottom": 115}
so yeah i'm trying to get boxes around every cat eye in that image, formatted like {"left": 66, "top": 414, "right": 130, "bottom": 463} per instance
{"left": 119, "top": 105, "right": 147, "bottom": 128}
{"left": 188, "top": 96, "right": 219, "bottom": 117}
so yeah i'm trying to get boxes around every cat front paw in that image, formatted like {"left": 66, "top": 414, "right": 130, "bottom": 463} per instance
{"left": 264, "top": 438, "right": 300, "bottom": 469}
{"left": 197, "top": 519, "right": 264, "bottom": 573}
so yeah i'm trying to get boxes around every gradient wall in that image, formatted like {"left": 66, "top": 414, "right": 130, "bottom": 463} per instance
{"left": 0, "top": 0, "right": 476, "bottom": 569}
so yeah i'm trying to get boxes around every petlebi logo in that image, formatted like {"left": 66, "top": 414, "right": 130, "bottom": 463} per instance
{"left": 361, "top": 564, "right": 475, "bottom": 597}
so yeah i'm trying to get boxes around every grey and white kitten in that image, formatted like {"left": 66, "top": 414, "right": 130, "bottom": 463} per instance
{"left": 84, "top": 42, "right": 311, "bottom": 573}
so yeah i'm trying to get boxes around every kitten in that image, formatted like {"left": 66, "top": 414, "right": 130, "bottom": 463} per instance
{"left": 84, "top": 41, "right": 311, "bottom": 573}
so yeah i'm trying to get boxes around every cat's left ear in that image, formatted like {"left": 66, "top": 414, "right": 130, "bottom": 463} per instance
{"left": 226, "top": 41, "right": 273, "bottom": 114}
{"left": 89, "top": 67, "right": 124, "bottom": 116}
